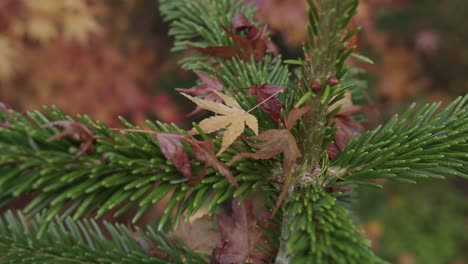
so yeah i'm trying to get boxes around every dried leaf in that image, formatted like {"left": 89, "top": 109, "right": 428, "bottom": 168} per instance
{"left": 188, "top": 140, "right": 238, "bottom": 188}
{"left": 176, "top": 72, "right": 223, "bottom": 116}
{"left": 248, "top": 84, "right": 284, "bottom": 123}
{"left": 211, "top": 199, "right": 273, "bottom": 264}
{"left": 156, "top": 133, "right": 192, "bottom": 181}
{"left": 155, "top": 133, "right": 238, "bottom": 187}
{"left": 43, "top": 121, "right": 95, "bottom": 157}
{"left": 327, "top": 92, "right": 367, "bottom": 159}
{"left": 229, "top": 107, "right": 309, "bottom": 215}
{"left": 181, "top": 91, "right": 258, "bottom": 155}
{"left": 195, "top": 12, "right": 278, "bottom": 62}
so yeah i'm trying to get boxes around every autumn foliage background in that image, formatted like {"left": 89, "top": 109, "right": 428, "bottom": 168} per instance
{"left": 0, "top": 0, "right": 466, "bottom": 263}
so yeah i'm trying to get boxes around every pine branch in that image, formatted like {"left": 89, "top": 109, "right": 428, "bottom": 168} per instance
{"left": 276, "top": 184, "right": 385, "bottom": 264}
{"left": 0, "top": 211, "right": 205, "bottom": 263}
{"left": 0, "top": 106, "right": 272, "bottom": 231}
{"left": 330, "top": 95, "right": 468, "bottom": 187}
{"left": 159, "top": 0, "right": 257, "bottom": 70}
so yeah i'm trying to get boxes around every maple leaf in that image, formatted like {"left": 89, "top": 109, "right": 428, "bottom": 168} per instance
{"left": 176, "top": 72, "right": 223, "bottom": 116}
{"left": 211, "top": 198, "right": 273, "bottom": 264}
{"left": 229, "top": 107, "right": 309, "bottom": 216}
{"left": 194, "top": 12, "right": 278, "bottom": 62}
{"left": 248, "top": 84, "right": 285, "bottom": 123}
{"left": 327, "top": 92, "right": 369, "bottom": 159}
{"left": 43, "top": 121, "right": 95, "bottom": 157}
{"left": 181, "top": 91, "right": 258, "bottom": 156}
{"left": 156, "top": 133, "right": 238, "bottom": 187}
{"left": 156, "top": 133, "right": 192, "bottom": 181}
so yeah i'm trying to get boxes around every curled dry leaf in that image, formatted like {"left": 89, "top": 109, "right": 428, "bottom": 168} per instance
{"left": 211, "top": 198, "right": 274, "bottom": 264}
{"left": 248, "top": 84, "right": 284, "bottom": 123}
{"left": 181, "top": 91, "right": 258, "bottom": 156}
{"left": 176, "top": 72, "right": 223, "bottom": 116}
{"left": 43, "top": 120, "right": 95, "bottom": 157}
{"left": 156, "top": 133, "right": 238, "bottom": 187}
{"left": 327, "top": 92, "right": 368, "bottom": 159}
{"left": 194, "top": 12, "right": 278, "bottom": 62}
{"left": 229, "top": 107, "right": 310, "bottom": 216}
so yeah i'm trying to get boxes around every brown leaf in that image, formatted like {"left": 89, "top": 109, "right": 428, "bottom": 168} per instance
{"left": 155, "top": 133, "right": 238, "bottom": 187}
{"left": 229, "top": 107, "right": 309, "bottom": 215}
{"left": 43, "top": 120, "right": 95, "bottom": 157}
{"left": 181, "top": 91, "right": 258, "bottom": 155}
{"left": 188, "top": 140, "right": 238, "bottom": 188}
{"left": 156, "top": 133, "right": 192, "bottom": 181}
{"left": 176, "top": 72, "right": 223, "bottom": 116}
{"left": 327, "top": 92, "right": 367, "bottom": 159}
{"left": 195, "top": 12, "right": 278, "bottom": 62}
{"left": 248, "top": 84, "right": 285, "bottom": 123}
{"left": 211, "top": 199, "right": 273, "bottom": 264}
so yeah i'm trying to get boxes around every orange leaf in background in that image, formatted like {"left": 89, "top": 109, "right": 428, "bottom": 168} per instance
{"left": 181, "top": 91, "right": 258, "bottom": 156}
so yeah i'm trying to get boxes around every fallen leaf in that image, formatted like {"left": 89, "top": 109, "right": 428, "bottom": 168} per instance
{"left": 155, "top": 133, "right": 238, "bottom": 187}
{"left": 211, "top": 198, "right": 273, "bottom": 264}
{"left": 43, "top": 120, "right": 95, "bottom": 157}
{"left": 195, "top": 12, "right": 278, "bottom": 62}
{"left": 181, "top": 91, "right": 258, "bottom": 156}
{"left": 188, "top": 139, "right": 238, "bottom": 188}
{"left": 248, "top": 84, "right": 284, "bottom": 123}
{"left": 229, "top": 107, "right": 309, "bottom": 215}
{"left": 327, "top": 92, "right": 367, "bottom": 159}
{"left": 156, "top": 133, "right": 192, "bottom": 181}
{"left": 176, "top": 72, "right": 223, "bottom": 116}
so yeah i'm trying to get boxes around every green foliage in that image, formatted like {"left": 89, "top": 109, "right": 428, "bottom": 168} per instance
{"left": 358, "top": 179, "right": 468, "bottom": 263}
{"left": 0, "top": 0, "right": 466, "bottom": 262}
{"left": 0, "top": 211, "right": 204, "bottom": 263}
{"left": 0, "top": 107, "right": 271, "bottom": 232}
{"left": 331, "top": 95, "right": 468, "bottom": 187}
{"left": 281, "top": 184, "right": 384, "bottom": 264}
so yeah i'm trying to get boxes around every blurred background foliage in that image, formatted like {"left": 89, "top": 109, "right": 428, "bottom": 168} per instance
{"left": 0, "top": 0, "right": 466, "bottom": 263}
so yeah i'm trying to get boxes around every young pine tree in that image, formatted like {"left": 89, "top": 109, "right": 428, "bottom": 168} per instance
{"left": 0, "top": 0, "right": 466, "bottom": 263}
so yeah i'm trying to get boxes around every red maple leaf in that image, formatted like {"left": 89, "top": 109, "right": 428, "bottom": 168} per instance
{"left": 327, "top": 93, "right": 371, "bottom": 159}
{"left": 156, "top": 133, "right": 238, "bottom": 187}
{"left": 195, "top": 12, "right": 279, "bottom": 62}
{"left": 176, "top": 72, "right": 223, "bottom": 116}
{"left": 248, "top": 84, "right": 285, "bottom": 123}
{"left": 211, "top": 198, "right": 275, "bottom": 264}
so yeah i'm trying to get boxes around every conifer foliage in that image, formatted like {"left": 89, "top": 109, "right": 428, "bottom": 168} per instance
{"left": 0, "top": 0, "right": 466, "bottom": 263}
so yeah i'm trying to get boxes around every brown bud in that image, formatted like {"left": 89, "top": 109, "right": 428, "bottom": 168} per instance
{"left": 310, "top": 81, "right": 321, "bottom": 91}
{"left": 327, "top": 76, "right": 340, "bottom": 86}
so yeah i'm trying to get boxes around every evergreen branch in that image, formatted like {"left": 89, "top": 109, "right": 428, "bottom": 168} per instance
{"left": 330, "top": 95, "right": 468, "bottom": 186}
{"left": 0, "top": 211, "right": 205, "bottom": 263}
{"left": 0, "top": 106, "right": 272, "bottom": 230}
{"left": 159, "top": 0, "right": 257, "bottom": 70}
{"left": 276, "top": 184, "right": 385, "bottom": 264}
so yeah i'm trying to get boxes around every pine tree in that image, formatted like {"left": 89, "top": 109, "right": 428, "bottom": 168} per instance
{"left": 0, "top": 0, "right": 466, "bottom": 263}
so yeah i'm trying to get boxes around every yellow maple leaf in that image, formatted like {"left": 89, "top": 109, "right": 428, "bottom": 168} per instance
{"left": 181, "top": 91, "right": 258, "bottom": 155}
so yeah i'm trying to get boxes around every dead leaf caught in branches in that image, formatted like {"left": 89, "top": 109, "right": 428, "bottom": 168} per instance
{"left": 211, "top": 198, "right": 274, "bottom": 264}
{"left": 229, "top": 107, "right": 310, "bottom": 215}
{"left": 181, "top": 91, "right": 258, "bottom": 155}
{"left": 43, "top": 121, "right": 95, "bottom": 157}
{"left": 156, "top": 133, "right": 238, "bottom": 187}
